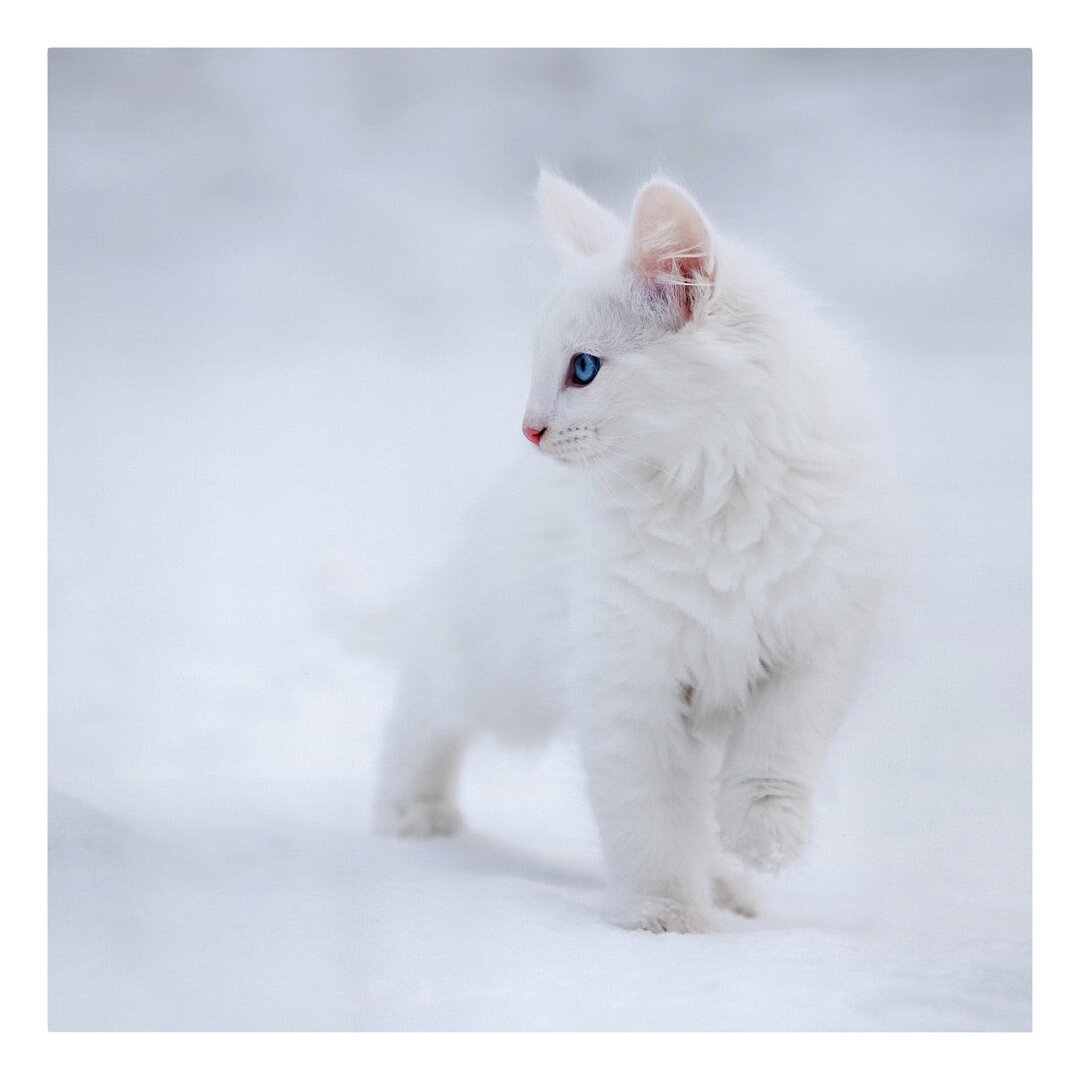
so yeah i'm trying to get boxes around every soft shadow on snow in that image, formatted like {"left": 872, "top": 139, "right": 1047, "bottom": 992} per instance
{"left": 49, "top": 784, "right": 1028, "bottom": 1031}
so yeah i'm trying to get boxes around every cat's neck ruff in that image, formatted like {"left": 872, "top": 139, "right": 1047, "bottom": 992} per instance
{"left": 587, "top": 433, "right": 797, "bottom": 556}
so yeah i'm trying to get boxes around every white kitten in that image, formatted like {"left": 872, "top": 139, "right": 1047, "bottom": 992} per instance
{"left": 372, "top": 174, "right": 889, "bottom": 933}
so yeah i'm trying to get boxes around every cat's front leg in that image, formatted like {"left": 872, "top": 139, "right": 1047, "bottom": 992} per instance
{"left": 715, "top": 643, "right": 861, "bottom": 872}
{"left": 579, "top": 686, "right": 717, "bottom": 933}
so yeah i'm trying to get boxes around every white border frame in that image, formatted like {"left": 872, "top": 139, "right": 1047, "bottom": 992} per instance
{"left": 5, "top": 3, "right": 1071, "bottom": 1073}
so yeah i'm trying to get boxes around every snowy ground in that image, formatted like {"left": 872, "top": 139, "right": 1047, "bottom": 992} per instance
{"left": 48, "top": 49, "right": 1031, "bottom": 1030}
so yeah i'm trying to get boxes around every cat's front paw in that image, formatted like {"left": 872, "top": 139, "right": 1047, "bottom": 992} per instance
{"left": 716, "top": 778, "right": 811, "bottom": 873}
{"left": 604, "top": 895, "right": 716, "bottom": 934}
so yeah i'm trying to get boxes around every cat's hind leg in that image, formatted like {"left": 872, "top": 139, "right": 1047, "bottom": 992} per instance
{"left": 372, "top": 704, "right": 467, "bottom": 837}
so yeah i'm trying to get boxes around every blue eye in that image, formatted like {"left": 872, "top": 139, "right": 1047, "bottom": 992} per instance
{"left": 569, "top": 352, "right": 602, "bottom": 386}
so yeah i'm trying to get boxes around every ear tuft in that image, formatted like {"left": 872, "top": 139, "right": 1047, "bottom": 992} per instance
{"left": 629, "top": 179, "right": 715, "bottom": 322}
{"left": 537, "top": 172, "right": 624, "bottom": 258}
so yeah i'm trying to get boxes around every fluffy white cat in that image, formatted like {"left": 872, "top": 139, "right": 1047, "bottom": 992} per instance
{"left": 372, "top": 174, "right": 889, "bottom": 933}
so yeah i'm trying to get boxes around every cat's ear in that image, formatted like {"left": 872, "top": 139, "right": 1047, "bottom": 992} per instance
{"left": 629, "top": 179, "right": 715, "bottom": 323}
{"left": 537, "top": 172, "right": 624, "bottom": 258}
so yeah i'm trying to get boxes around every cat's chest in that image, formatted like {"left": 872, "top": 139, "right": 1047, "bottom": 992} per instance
{"left": 598, "top": 528, "right": 780, "bottom": 708}
{"left": 532, "top": 461, "right": 811, "bottom": 702}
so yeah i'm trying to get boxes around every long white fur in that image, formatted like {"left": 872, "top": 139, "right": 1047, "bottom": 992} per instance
{"left": 373, "top": 173, "right": 889, "bottom": 933}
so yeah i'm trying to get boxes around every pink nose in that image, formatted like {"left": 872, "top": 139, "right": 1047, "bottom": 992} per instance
{"left": 523, "top": 425, "right": 546, "bottom": 445}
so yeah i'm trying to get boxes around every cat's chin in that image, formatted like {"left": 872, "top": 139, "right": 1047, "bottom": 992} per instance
{"left": 541, "top": 448, "right": 594, "bottom": 471}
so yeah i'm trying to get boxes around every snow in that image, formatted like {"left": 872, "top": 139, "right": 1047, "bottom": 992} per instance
{"left": 48, "top": 49, "right": 1031, "bottom": 1030}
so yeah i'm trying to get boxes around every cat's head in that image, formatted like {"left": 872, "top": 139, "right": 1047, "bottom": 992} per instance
{"left": 523, "top": 174, "right": 752, "bottom": 476}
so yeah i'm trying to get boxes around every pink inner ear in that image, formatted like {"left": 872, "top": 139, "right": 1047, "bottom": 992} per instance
{"left": 631, "top": 183, "right": 714, "bottom": 323}
{"left": 641, "top": 250, "right": 710, "bottom": 323}
{"left": 673, "top": 255, "right": 707, "bottom": 321}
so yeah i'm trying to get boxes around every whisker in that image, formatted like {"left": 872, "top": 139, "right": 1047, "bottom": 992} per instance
{"left": 601, "top": 429, "right": 670, "bottom": 441}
